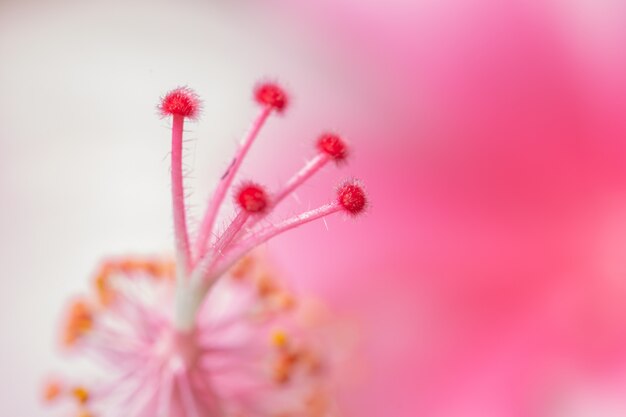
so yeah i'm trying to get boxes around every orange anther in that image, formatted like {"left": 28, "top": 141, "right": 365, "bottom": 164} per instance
{"left": 272, "top": 358, "right": 291, "bottom": 385}
{"left": 63, "top": 300, "right": 94, "bottom": 346}
{"left": 118, "top": 258, "right": 146, "bottom": 274}
{"left": 149, "top": 259, "right": 176, "bottom": 280}
{"left": 42, "top": 380, "right": 63, "bottom": 403}
{"left": 272, "top": 351, "right": 300, "bottom": 385}
{"left": 283, "top": 351, "right": 300, "bottom": 367}
{"left": 302, "top": 350, "right": 323, "bottom": 375}
{"left": 273, "top": 292, "right": 296, "bottom": 311}
{"left": 257, "top": 274, "right": 279, "bottom": 298}
{"left": 305, "top": 389, "right": 329, "bottom": 417}
{"left": 271, "top": 330, "right": 289, "bottom": 349}
{"left": 72, "top": 386, "right": 90, "bottom": 404}
{"left": 231, "top": 256, "right": 254, "bottom": 280}
{"left": 94, "top": 271, "right": 114, "bottom": 306}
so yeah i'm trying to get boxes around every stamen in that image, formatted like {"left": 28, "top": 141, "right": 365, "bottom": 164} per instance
{"left": 229, "top": 255, "right": 255, "bottom": 280}
{"left": 42, "top": 379, "right": 63, "bottom": 403}
{"left": 273, "top": 357, "right": 292, "bottom": 385}
{"left": 257, "top": 273, "right": 279, "bottom": 298}
{"left": 270, "top": 330, "right": 289, "bottom": 349}
{"left": 94, "top": 263, "right": 114, "bottom": 307}
{"left": 273, "top": 292, "right": 296, "bottom": 311}
{"left": 63, "top": 300, "right": 94, "bottom": 346}
{"left": 72, "top": 386, "right": 90, "bottom": 405}
{"left": 272, "top": 351, "right": 300, "bottom": 385}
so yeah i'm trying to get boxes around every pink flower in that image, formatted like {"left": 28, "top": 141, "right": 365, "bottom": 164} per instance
{"left": 43, "top": 84, "right": 366, "bottom": 417}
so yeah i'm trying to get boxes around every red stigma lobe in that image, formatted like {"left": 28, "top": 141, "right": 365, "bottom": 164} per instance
{"left": 317, "top": 133, "right": 348, "bottom": 161}
{"left": 159, "top": 87, "right": 201, "bottom": 119}
{"left": 337, "top": 181, "right": 367, "bottom": 215}
{"left": 254, "top": 82, "right": 288, "bottom": 113}
{"left": 237, "top": 183, "right": 269, "bottom": 213}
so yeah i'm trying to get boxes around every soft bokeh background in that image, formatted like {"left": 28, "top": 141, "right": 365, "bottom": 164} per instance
{"left": 2, "top": 0, "right": 626, "bottom": 416}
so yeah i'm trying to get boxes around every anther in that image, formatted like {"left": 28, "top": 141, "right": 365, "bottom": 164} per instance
{"left": 271, "top": 330, "right": 289, "bottom": 349}
{"left": 42, "top": 380, "right": 63, "bottom": 403}
{"left": 72, "top": 386, "right": 90, "bottom": 405}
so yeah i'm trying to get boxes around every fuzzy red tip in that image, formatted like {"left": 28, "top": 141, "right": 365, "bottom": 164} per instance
{"left": 254, "top": 82, "right": 288, "bottom": 113}
{"left": 317, "top": 133, "right": 348, "bottom": 161}
{"left": 236, "top": 183, "right": 269, "bottom": 213}
{"left": 159, "top": 87, "right": 201, "bottom": 119}
{"left": 337, "top": 180, "right": 367, "bottom": 215}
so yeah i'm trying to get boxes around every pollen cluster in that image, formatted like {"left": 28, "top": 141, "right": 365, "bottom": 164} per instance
{"left": 48, "top": 254, "right": 342, "bottom": 417}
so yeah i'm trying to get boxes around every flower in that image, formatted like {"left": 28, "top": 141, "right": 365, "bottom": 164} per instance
{"left": 43, "top": 83, "right": 367, "bottom": 417}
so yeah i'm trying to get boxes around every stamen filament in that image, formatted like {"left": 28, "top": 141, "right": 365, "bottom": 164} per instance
{"left": 194, "top": 107, "right": 272, "bottom": 262}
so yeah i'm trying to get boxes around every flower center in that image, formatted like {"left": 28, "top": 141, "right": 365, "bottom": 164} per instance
{"left": 155, "top": 327, "right": 201, "bottom": 371}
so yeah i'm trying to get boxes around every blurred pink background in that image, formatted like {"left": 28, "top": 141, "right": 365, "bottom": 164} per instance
{"left": 2, "top": 0, "right": 626, "bottom": 416}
